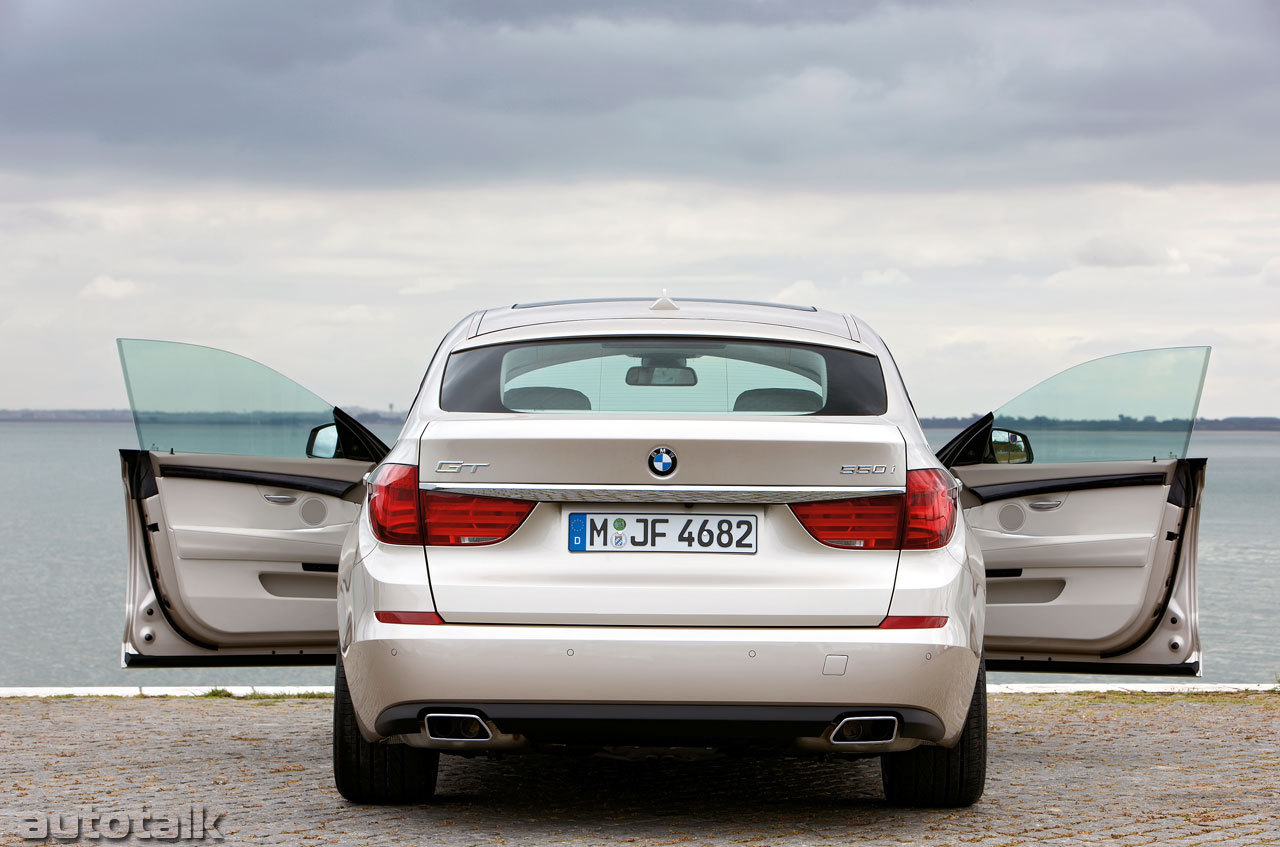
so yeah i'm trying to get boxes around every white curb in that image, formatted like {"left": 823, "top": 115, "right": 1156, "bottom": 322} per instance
{"left": 987, "top": 682, "right": 1277, "bottom": 693}
{"left": 0, "top": 683, "right": 1271, "bottom": 698}
{"left": 0, "top": 685, "right": 336, "bottom": 697}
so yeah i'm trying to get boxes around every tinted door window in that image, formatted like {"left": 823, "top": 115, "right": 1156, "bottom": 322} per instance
{"left": 992, "top": 346, "right": 1210, "bottom": 463}
{"left": 118, "top": 339, "right": 335, "bottom": 457}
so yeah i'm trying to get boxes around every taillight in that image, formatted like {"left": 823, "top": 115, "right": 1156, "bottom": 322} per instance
{"left": 367, "top": 466, "right": 535, "bottom": 546}
{"left": 421, "top": 491, "right": 535, "bottom": 546}
{"left": 789, "top": 496, "right": 904, "bottom": 549}
{"left": 789, "top": 468, "right": 957, "bottom": 550}
{"left": 368, "top": 463, "right": 423, "bottom": 544}
{"left": 902, "top": 468, "right": 958, "bottom": 550}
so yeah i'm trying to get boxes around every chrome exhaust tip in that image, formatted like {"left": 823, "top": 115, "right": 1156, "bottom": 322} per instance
{"left": 830, "top": 716, "right": 899, "bottom": 748}
{"left": 424, "top": 713, "right": 493, "bottom": 742}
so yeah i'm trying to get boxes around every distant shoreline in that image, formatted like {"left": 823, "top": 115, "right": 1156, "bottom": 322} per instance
{"left": 0, "top": 409, "right": 405, "bottom": 426}
{"left": 916, "top": 415, "right": 1280, "bottom": 432}
{"left": 1, "top": 409, "right": 1277, "bottom": 431}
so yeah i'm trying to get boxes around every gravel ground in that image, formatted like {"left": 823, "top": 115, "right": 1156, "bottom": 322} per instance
{"left": 1, "top": 692, "right": 1276, "bottom": 846}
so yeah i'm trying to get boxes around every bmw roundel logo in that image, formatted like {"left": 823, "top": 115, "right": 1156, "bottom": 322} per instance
{"left": 648, "top": 447, "right": 677, "bottom": 477}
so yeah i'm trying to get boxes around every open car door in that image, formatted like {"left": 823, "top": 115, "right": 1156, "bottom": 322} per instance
{"left": 938, "top": 347, "right": 1210, "bottom": 675}
{"left": 118, "top": 339, "right": 389, "bottom": 667}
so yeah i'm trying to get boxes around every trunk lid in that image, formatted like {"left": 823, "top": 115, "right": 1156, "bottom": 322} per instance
{"left": 419, "top": 417, "right": 906, "bottom": 626}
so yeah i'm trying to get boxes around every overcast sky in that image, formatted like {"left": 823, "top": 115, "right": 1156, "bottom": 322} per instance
{"left": 2, "top": 0, "right": 1278, "bottom": 417}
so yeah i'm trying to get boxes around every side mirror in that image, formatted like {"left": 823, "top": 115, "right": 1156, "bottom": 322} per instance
{"left": 306, "top": 423, "right": 340, "bottom": 459}
{"left": 990, "top": 428, "right": 1033, "bottom": 464}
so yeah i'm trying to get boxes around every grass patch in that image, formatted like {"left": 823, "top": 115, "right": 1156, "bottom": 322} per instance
{"left": 997, "top": 689, "right": 1279, "bottom": 707}
{"left": 199, "top": 688, "right": 330, "bottom": 699}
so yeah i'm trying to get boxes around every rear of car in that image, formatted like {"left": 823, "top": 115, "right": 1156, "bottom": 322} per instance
{"left": 335, "top": 300, "right": 985, "bottom": 806}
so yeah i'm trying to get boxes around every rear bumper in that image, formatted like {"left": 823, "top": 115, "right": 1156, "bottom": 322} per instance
{"left": 342, "top": 621, "right": 980, "bottom": 747}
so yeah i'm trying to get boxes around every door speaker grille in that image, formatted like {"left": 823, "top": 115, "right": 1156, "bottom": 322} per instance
{"left": 998, "top": 503, "right": 1025, "bottom": 532}
{"left": 300, "top": 497, "right": 328, "bottom": 526}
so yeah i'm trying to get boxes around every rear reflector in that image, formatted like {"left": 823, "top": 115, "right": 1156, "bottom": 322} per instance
{"left": 375, "top": 611, "right": 445, "bottom": 625}
{"left": 367, "top": 464, "right": 535, "bottom": 546}
{"left": 789, "top": 468, "right": 958, "bottom": 551}
{"left": 878, "top": 616, "right": 949, "bottom": 629}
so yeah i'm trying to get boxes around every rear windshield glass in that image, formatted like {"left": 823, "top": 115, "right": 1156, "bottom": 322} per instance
{"left": 440, "top": 336, "right": 887, "bottom": 415}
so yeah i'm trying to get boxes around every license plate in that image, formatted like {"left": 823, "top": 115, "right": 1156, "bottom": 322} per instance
{"left": 568, "top": 513, "right": 757, "bottom": 554}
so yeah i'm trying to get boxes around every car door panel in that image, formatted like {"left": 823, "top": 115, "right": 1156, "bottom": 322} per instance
{"left": 956, "top": 463, "right": 1180, "bottom": 648}
{"left": 124, "top": 450, "right": 368, "bottom": 660}
{"left": 147, "top": 453, "right": 364, "bottom": 641}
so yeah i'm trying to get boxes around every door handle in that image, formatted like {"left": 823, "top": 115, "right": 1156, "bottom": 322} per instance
{"left": 1028, "top": 500, "right": 1062, "bottom": 511}
{"left": 263, "top": 494, "right": 297, "bottom": 504}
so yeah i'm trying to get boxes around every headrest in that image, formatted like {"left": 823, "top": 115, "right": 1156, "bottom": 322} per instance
{"left": 503, "top": 386, "right": 593, "bottom": 411}
{"left": 732, "top": 387, "right": 823, "bottom": 412}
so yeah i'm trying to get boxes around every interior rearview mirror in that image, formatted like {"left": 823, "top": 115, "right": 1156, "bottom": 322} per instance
{"left": 307, "top": 422, "right": 340, "bottom": 459}
{"left": 990, "top": 428, "right": 1033, "bottom": 464}
{"left": 625, "top": 366, "right": 698, "bottom": 386}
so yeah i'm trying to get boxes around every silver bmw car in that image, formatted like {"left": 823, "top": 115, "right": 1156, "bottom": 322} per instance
{"left": 117, "top": 296, "right": 1210, "bottom": 808}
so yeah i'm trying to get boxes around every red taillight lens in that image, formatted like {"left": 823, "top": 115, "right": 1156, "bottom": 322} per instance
{"left": 368, "top": 463, "right": 423, "bottom": 545}
{"left": 902, "top": 468, "right": 958, "bottom": 550}
{"left": 789, "top": 496, "right": 905, "bottom": 550}
{"left": 420, "top": 491, "right": 535, "bottom": 546}
{"left": 789, "top": 468, "right": 957, "bottom": 551}
{"left": 368, "top": 465, "right": 535, "bottom": 546}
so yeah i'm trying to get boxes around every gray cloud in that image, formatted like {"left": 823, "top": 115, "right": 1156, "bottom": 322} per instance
{"left": 1261, "top": 258, "right": 1280, "bottom": 287}
{"left": 2, "top": 1, "right": 1278, "bottom": 189}
{"left": 1074, "top": 237, "right": 1169, "bottom": 268}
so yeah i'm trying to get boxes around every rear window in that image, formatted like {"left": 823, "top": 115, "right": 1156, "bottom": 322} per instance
{"left": 440, "top": 337, "right": 887, "bottom": 415}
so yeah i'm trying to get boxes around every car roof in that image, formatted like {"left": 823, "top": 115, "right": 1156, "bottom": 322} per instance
{"left": 472, "top": 296, "right": 859, "bottom": 342}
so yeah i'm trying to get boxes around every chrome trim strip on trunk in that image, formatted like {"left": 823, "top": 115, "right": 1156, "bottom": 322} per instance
{"left": 417, "top": 483, "right": 904, "bottom": 503}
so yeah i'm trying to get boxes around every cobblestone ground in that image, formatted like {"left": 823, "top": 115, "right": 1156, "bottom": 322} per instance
{"left": 1, "top": 693, "right": 1276, "bottom": 846}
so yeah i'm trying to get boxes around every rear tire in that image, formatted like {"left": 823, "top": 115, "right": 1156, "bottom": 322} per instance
{"left": 880, "top": 660, "right": 986, "bottom": 807}
{"left": 333, "top": 652, "right": 439, "bottom": 804}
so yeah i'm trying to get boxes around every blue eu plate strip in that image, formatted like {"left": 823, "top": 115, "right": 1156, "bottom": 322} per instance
{"left": 568, "top": 513, "right": 587, "bottom": 551}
